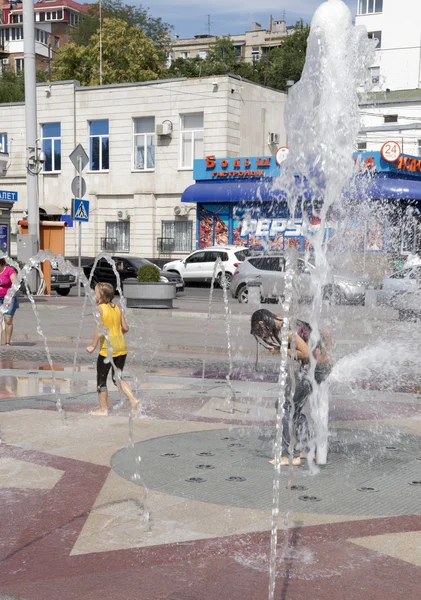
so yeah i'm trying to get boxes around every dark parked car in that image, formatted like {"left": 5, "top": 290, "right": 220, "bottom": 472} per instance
{"left": 83, "top": 256, "right": 185, "bottom": 292}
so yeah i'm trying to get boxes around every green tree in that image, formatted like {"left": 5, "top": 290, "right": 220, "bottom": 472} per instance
{"left": 167, "top": 37, "right": 259, "bottom": 81}
{"left": 72, "top": 0, "right": 171, "bottom": 60}
{"left": 261, "top": 21, "right": 310, "bottom": 89}
{"left": 0, "top": 67, "right": 48, "bottom": 103}
{"left": 166, "top": 23, "right": 310, "bottom": 91}
{"left": 53, "top": 17, "right": 161, "bottom": 86}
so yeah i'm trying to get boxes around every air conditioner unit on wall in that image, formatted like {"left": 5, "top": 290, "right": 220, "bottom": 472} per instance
{"left": 2, "top": 58, "right": 9, "bottom": 65}
{"left": 268, "top": 132, "right": 280, "bottom": 145}
{"left": 156, "top": 120, "right": 173, "bottom": 136}
{"left": 174, "top": 206, "right": 188, "bottom": 216}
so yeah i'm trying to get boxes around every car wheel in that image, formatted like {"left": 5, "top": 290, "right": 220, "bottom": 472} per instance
{"left": 323, "top": 285, "right": 343, "bottom": 305}
{"left": 56, "top": 288, "right": 70, "bottom": 296}
{"left": 217, "top": 272, "right": 232, "bottom": 289}
{"left": 238, "top": 285, "right": 248, "bottom": 304}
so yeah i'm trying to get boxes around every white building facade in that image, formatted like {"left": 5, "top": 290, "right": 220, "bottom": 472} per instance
{"left": 356, "top": 0, "right": 421, "bottom": 92}
{"left": 0, "top": 75, "right": 287, "bottom": 259}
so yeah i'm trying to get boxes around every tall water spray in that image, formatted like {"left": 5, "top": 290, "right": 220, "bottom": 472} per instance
{"left": 268, "top": 2, "right": 376, "bottom": 598}
{"left": 283, "top": 0, "right": 375, "bottom": 463}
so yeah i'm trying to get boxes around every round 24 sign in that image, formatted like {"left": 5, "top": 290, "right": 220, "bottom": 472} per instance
{"left": 381, "top": 140, "right": 401, "bottom": 163}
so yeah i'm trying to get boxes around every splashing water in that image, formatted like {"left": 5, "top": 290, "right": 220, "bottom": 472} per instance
{"left": 267, "top": 1, "right": 376, "bottom": 598}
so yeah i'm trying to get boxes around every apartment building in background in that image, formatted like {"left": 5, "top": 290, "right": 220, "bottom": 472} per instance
{"left": 0, "top": 0, "right": 88, "bottom": 75}
{"left": 356, "top": 0, "right": 421, "bottom": 92}
{"left": 171, "top": 17, "right": 293, "bottom": 64}
{"left": 0, "top": 75, "right": 287, "bottom": 258}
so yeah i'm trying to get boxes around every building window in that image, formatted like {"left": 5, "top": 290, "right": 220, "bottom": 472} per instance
{"left": 368, "top": 31, "right": 382, "bottom": 49}
{"left": 252, "top": 47, "right": 260, "bottom": 61}
{"left": 180, "top": 113, "right": 204, "bottom": 169}
{"left": 54, "top": 36, "right": 60, "bottom": 48}
{"left": 370, "top": 66, "right": 380, "bottom": 85}
{"left": 39, "top": 12, "right": 45, "bottom": 22}
{"left": 180, "top": 51, "right": 190, "bottom": 59}
{"left": 89, "top": 120, "right": 109, "bottom": 171}
{"left": 105, "top": 221, "right": 130, "bottom": 252}
{"left": 0, "top": 133, "right": 8, "bottom": 154}
{"left": 384, "top": 114, "right": 398, "bottom": 123}
{"left": 162, "top": 220, "right": 193, "bottom": 252}
{"left": 359, "top": 0, "right": 383, "bottom": 14}
{"left": 42, "top": 123, "right": 61, "bottom": 172}
{"left": 133, "top": 117, "right": 155, "bottom": 170}
{"left": 15, "top": 58, "right": 24, "bottom": 73}
{"left": 198, "top": 50, "right": 208, "bottom": 59}
{"left": 69, "top": 13, "right": 79, "bottom": 26}
{"left": 357, "top": 141, "right": 367, "bottom": 151}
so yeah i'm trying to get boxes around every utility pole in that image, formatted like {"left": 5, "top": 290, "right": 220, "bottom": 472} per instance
{"left": 22, "top": 0, "right": 40, "bottom": 288}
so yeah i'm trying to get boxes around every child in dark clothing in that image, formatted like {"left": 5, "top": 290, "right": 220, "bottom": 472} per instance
{"left": 251, "top": 309, "right": 332, "bottom": 465}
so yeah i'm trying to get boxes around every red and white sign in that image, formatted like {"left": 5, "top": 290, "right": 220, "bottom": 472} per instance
{"left": 381, "top": 140, "right": 401, "bottom": 163}
{"left": 275, "top": 146, "right": 289, "bottom": 165}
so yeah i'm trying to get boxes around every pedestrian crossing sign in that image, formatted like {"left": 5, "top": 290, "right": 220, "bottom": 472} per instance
{"left": 72, "top": 198, "right": 90, "bottom": 222}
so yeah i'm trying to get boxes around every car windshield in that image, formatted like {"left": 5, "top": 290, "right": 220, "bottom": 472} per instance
{"left": 234, "top": 249, "right": 251, "bottom": 261}
{"left": 128, "top": 258, "right": 156, "bottom": 269}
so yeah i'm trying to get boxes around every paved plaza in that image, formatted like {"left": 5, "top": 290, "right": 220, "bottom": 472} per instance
{"left": 0, "top": 293, "right": 420, "bottom": 599}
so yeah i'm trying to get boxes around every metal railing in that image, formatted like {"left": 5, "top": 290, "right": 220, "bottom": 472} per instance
{"left": 157, "top": 237, "right": 175, "bottom": 253}
{"left": 101, "top": 237, "right": 118, "bottom": 252}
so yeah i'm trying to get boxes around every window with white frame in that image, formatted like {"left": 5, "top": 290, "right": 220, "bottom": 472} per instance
{"left": 180, "top": 113, "right": 203, "bottom": 169}
{"left": 69, "top": 13, "right": 79, "bottom": 26}
{"left": 251, "top": 47, "right": 260, "bottom": 61}
{"left": 180, "top": 51, "right": 190, "bottom": 59}
{"left": 89, "top": 120, "right": 109, "bottom": 171}
{"left": 368, "top": 31, "right": 382, "bottom": 49}
{"left": 162, "top": 220, "right": 193, "bottom": 252}
{"left": 42, "top": 123, "right": 61, "bottom": 172}
{"left": 359, "top": 0, "right": 383, "bottom": 14}
{"left": 198, "top": 50, "right": 208, "bottom": 59}
{"left": 15, "top": 58, "right": 24, "bottom": 73}
{"left": 133, "top": 117, "right": 155, "bottom": 170}
{"left": 105, "top": 221, "right": 130, "bottom": 252}
{"left": 0, "top": 133, "right": 8, "bottom": 154}
{"left": 370, "top": 66, "right": 380, "bottom": 85}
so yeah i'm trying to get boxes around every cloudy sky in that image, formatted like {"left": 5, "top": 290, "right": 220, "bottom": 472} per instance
{"left": 147, "top": 0, "right": 356, "bottom": 38}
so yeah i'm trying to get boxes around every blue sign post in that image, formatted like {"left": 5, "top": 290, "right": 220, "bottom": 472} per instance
{"left": 72, "top": 198, "right": 90, "bottom": 222}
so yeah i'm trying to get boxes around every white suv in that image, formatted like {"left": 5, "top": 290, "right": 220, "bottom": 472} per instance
{"left": 163, "top": 246, "right": 250, "bottom": 288}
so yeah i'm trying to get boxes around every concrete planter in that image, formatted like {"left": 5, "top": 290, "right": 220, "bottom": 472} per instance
{"left": 123, "top": 279, "right": 176, "bottom": 309}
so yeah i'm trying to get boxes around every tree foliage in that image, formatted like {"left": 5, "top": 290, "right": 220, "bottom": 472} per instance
{"left": 72, "top": 0, "right": 171, "bottom": 60}
{"left": 166, "top": 22, "right": 310, "bottom": 91}
{"left": 53, "top": 17, "right": 161, "bottom": 86}
{"left": 0, "top": 67, "right": 48, "bottom": 103}
{"left": 167, "top": 38, "right": 260, "bottom": 81}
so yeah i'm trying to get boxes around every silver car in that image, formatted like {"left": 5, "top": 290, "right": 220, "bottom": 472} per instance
{"left": 378, "top": 265, "right": 421, "bottom": 306}
{"left": 231, "top": 255, "right": 368, "bottom": 304}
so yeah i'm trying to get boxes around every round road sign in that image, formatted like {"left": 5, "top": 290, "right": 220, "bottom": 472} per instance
{"left": 380, "top": 141, "right": 401, "bottom": 163}
{"left": 275, "top": 146, "right": 289, "bottom": 165}
{"left": 71, "top": 176, "right": 87, "bottom": 198}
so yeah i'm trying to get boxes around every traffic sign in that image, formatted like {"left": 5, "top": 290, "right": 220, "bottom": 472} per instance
{"left": 381, "top": 140, "right": 401, "bottom": 163}
{"left": 275, "top": 146, "right": 289, "bottom": 166}
{"left": 69, "top": 144, "right": 89, "bottom": 173}
{"left": 72, "top": 198, "right": 90, "bottom": 222}
{"left": 71, "top": 176, "right": 86, "bottom": 198}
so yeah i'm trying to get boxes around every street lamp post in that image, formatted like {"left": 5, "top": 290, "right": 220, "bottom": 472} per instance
{"left": 22, "top": 0, "right": 40, "bottom": 289}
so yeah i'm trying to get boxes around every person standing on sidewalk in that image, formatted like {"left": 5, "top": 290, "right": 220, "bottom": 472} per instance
{"left": 86, "top": 282, "right": 139, "bottom": 416}
{"left": 0, "top": 258, "right": 18, "bottom": 346}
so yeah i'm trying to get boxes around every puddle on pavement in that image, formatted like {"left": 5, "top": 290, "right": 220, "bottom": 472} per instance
{"left": 0, "top": 358, "right": 95, "bottom": 372}
{"left": 0, "top": 375, "right": 98, "bottom": 398}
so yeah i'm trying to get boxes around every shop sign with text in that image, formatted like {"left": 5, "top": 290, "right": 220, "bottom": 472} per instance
{"left": 194, "top": 156, "right": 281, "bottom": 181}
{"left": 240, "top": 218, "right": 337, "bottom": 242}
{"left": 353, "top": 151, "right": 421, "bottom": 178}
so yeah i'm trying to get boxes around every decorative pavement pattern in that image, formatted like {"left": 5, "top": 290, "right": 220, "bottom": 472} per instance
{"left": 1, "top": 360, "right": 421, "bottom": 600}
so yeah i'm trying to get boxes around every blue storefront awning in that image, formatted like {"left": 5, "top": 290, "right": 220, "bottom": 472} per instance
{"left": 182, "top": 176, "right": 421, "bottom": 204}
